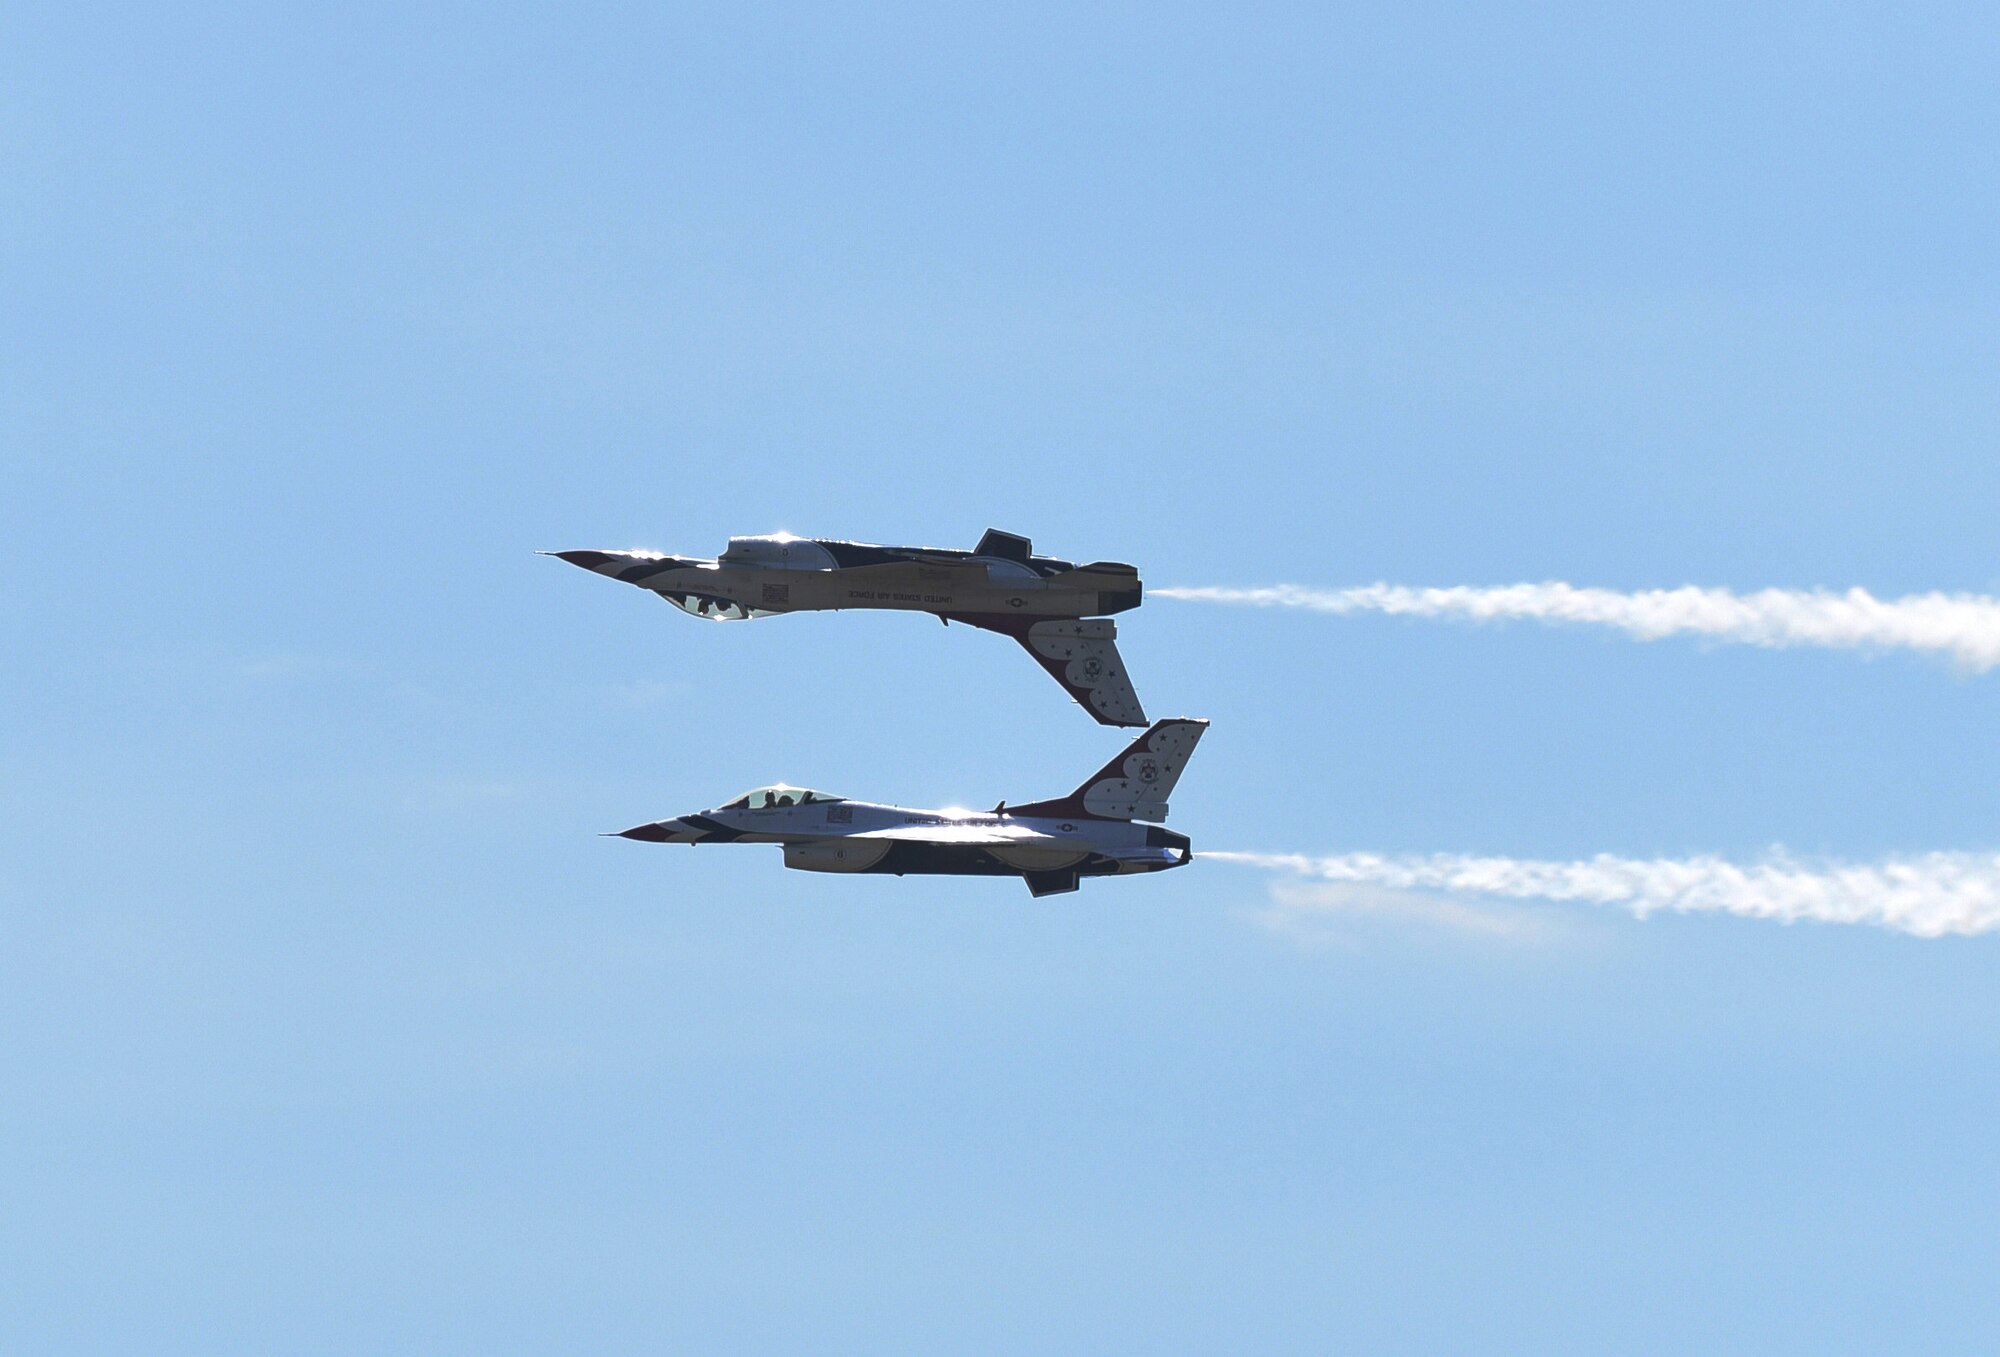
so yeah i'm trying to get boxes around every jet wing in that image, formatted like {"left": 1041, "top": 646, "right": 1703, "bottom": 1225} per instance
{"left": 843, "top": 822, "right": 1095, "bottom": 882}
{"left": 845, "top": 823, "right": 1043, "bottom": 845}
{"left": 835, "top": 559, "right": 991, "bottom": 588}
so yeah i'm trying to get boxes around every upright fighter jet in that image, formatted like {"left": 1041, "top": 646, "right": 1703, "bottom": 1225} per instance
{"left": 546, "top": 529, "right": 1147, "bottom": 726}
{"left": 613, "top": 718, "right": 1207, "bottom": 897}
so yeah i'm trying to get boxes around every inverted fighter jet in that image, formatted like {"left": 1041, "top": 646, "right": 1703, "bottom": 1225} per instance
{"left": 546, "top": 529, "right": 1148, "bottom": 726}
{"left": 613, "top": 718, "right": 1208, "bottom": 897}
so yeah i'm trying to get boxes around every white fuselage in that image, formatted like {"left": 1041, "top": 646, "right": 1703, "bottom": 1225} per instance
{"left": 549, "top": 534, "right": 1152, "bottom": 726}
{"left": 553, "top": 535, "right": 1142, "bottom": 622}
{"left": 651, "top": 559, "right": 1136, "bottom": 621}
{"left": 638, "top": 798, "right": 1186, "bottom": 879}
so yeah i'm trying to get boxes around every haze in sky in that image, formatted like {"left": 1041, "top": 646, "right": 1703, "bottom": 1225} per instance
{"left": 6, "top": 2, "right": 1999, "bottom": 1352}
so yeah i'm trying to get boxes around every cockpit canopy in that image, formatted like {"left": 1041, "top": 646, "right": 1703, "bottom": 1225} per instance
{"left": 666, "top": 592, "right": 773, "bottom": 621}
{"left": 720, "top": 784, "right": 843, "bottom": 811}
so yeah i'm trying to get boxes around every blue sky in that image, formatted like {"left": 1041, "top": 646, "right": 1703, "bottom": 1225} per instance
{"left": 6, "top": 1, "right": 1999, "bottom": 1350}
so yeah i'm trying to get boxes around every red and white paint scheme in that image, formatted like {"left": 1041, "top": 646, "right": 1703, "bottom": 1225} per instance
{"left": 613, "top": 719, "right": 1208, "bottom": 898}
{"left": 546, "top": 528, "right": 1148, "bottom": 726}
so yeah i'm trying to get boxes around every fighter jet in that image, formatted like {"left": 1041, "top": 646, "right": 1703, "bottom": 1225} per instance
{"left": 546, "top": 529, "right": 1148, "bottom": 726}
{"left": 613, "top": 718, "right": 1208, "bottom": 897}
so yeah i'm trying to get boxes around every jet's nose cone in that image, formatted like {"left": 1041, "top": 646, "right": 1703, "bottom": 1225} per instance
{"left": 546, "top": 549, "right": 619, "bottom": 570}
{"left": 613, "top": 820, "right": 680, "bottom": 842}
{"left": 609, "top": 817, "right": 712, "bottom": 843}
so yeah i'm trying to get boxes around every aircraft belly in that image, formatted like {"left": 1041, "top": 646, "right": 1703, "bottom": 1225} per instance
{"left": 819, "top": 583, "right": 1086, "bottom": 617}
{"left": 987, "top": 845, "right": 1092, "bottom": 872}
{"left": 844, "top": 841, "right": 1121, "bottom": 880}
{"left": 730, "top": 563, "right": 1088, "bottom": 617}
{"left": 646, "top": 568, "right": 1105, "bottom": 623}
{"left": 782, "top": 839, "right": 894, "bottom": 872}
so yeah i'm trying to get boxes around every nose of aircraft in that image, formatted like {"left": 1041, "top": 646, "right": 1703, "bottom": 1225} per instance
{"left": 544, "top": 549, "right": 623, "bottom": 572}
{"left": 610, "top": 818, "right": 700, "bottom": 843}
{"left": 543, "top": 548, "right": 695, "bottom": 588}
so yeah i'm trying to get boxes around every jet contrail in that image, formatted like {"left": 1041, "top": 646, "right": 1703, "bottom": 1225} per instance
{"left": 1205, "top": 850, "right": 2000, "bottom": 938}
{"left": 1154, "top": 583, "right": 2000, "bottom": 671}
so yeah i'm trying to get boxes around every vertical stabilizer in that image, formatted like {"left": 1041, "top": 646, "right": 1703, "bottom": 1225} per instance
{"left": 1007, "top": 718, "right": 1209, "bottom": 823}
{"left": 1017, "top": 620, "right": 1147, "bottom": 727}
{"left": 974, "top": 528, "right": 1033, "bottom": 561}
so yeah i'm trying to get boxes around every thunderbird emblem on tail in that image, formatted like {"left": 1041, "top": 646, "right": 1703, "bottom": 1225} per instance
{"left": 546, "top": 528, "right": 1149, "bottom": 725}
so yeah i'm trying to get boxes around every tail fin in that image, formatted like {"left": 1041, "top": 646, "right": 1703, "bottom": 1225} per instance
{"left": 974, "top": 528, "right": 1033, "bottom": 561}
{"left": 1007, "top": 718, "right": 1209, "bottom": 823}
{"left": 1015, "top": 620, "right": 1147, "bottom": 727}
{"left": 943, "top": 615, "right": 1148, "bottom": 727}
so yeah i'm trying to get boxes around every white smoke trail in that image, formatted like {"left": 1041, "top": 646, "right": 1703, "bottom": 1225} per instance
{"left": 1205, "top": 850, "right": 2000, "bottom": 938}
{"left": 1154, "top": 583, "right": 2000, "bottom": 671}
